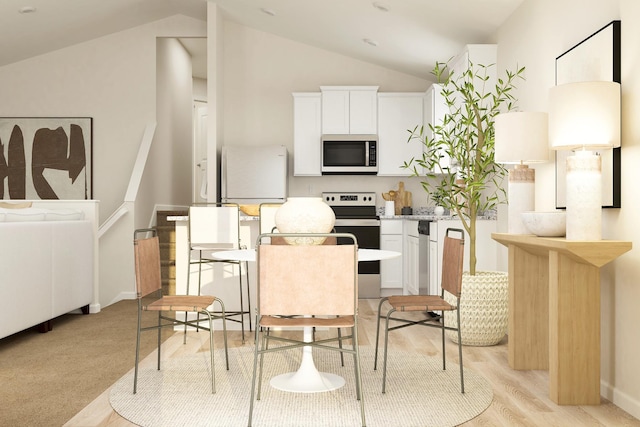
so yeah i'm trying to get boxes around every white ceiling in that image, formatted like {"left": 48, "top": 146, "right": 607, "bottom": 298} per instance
{"left": 0, "top": 0, "right": 524, "bottom": 81}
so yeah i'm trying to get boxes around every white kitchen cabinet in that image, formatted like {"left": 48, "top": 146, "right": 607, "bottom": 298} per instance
{"left": 449, "top": 44, "right": 497, "bottom": 94}
{"left": 423, "top": 84, "right": 450, "bottom": 170}
{"left": 406, "top": 234, "right": 420, "bottom": 295}
{"left": 403, "top": 220, "right": 421, "bottom": 295}
{"left": 380, "top": 219, "right": 403, "bottom": 295}
{"left": 320, "top": 86, "right": 378, "bottom": 134}
{"left": 383, "top": 218, "right": 498, "bottom": 297}
{"left": 292, "top": 92, "right": 322, "bottom": 176}
{"left": 377, "top": 93, "right": 424, "bottom": 176}
{"left": 428, "top": 222, "right": 439, "bottom": 295}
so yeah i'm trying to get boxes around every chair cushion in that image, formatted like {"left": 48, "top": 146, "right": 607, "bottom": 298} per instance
{"left": 387, "top": 295, "right": 455, "bottom": 312}
{"left": 144, "top": 295, "right": 216, "bottom": 312}
{"left": 260, "top": 315, "right": 354, "bottom": 328}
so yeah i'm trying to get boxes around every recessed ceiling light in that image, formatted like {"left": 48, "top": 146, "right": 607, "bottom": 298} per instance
{"left": 19, "top": 6, "right": 37, "bottom": 14}
{"left": 372, "top": 2, "right": 389, "bottom": 12}
{"left": 260, "top": 8, "right": 276, "bottom": 16}
{"left": 363, "top": 38, "right": 378, "bottom": 47}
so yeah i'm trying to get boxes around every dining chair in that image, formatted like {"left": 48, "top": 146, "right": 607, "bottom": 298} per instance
{"left": 259, "top": 222, "right": 342, "bottom": 361}
{"left": 248, "top": 232, "right": 366, "bottom": 427}
{"left": 187, "top": 203, "right": 251, "bottom": 342}
{"left": 133, "top": 228, "right": 229, "bottom": 394}
{"left": 374, "top": 227, "right": 465, "bottom": 393}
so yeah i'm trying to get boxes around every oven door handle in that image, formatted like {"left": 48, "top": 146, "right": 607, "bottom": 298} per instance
{"left": 334, "top": 219, "right": 381, "bottom": 227}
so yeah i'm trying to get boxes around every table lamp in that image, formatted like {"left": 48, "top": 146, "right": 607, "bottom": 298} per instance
{"left": 548, "top": 81, "right": 621, "bottom": 240}
{"left": 495, "top": 111, "right": 549, "bottom": 234}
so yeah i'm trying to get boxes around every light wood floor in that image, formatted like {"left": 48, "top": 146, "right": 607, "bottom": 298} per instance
{"left": 65, "top": 299, "right": 640, "bottom": 427}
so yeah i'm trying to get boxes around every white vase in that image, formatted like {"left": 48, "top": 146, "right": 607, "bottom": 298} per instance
{"left": 274, "top": 197, "right": 336, "bottom": 245}
{"left": 444, "top": 271, "right": 509, "bottom": 346}
{"left": 434, "top": 206, "right": 445, "bottom": 216}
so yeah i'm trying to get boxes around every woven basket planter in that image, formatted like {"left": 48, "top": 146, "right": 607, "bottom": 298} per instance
{"left": 444, "top": 271, "right": 509, "bottom": 346}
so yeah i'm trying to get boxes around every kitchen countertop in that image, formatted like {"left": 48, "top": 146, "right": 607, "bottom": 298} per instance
{"left": 169, "top": 214, "right": 496, "bottom": 222}
{"left": 380, "top": 214, "right": 496, "bottom": 221}
{"left": 167, "top": 215, "right": 260, "bottom": 222}
{"left": 380, "top": 214, "right": 448, "bottom": 220}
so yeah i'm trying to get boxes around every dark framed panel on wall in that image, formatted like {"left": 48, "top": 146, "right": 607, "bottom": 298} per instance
{"left": 555, "top": 20, "right": 621, "bottom": 208}
{"left": 0, "top": 117, "right": 93, "bottom": 200}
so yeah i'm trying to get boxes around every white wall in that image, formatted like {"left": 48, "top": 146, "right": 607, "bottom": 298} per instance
{"left": 496, "top": 0, "right": 640, "bottom": 418}
{"left": 135, "top": 36, "right": 194, "bottom": 228}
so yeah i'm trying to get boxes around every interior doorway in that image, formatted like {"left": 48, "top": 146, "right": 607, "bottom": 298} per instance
{"left": 177, "top": 37, "right": 208, "bottom": 204}
{"left": 193, "top": 100, "right": 208, "bottom": 203}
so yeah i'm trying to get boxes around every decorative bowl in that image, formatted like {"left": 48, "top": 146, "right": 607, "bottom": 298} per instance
{"left": 239, "top": 204, "right": 260, "bottom": 216}
{"left": 521, "top": 211, "right": 566, "bottom": 237}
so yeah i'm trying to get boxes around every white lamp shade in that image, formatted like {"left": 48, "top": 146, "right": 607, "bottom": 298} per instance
{"left": 549, "top": 81, "right": 621, "bottom": 150}
{"left": 495, "top": 112, "right": 549, "bottom": 164}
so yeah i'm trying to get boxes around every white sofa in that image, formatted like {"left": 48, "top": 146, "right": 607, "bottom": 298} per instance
{"left": 0, "top": 202, "right": 97, "bottom": 339}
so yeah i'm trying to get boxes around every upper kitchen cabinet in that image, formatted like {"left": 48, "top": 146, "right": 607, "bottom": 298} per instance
{"left": 423, "top": 83, "right": 450, "bottom": 170}
{"left": 320, "top": 86, "right": 378, "bottom": 134}
{"left": 293, "top": 92, "right": 322, "bottom": 176}
{"left": 377, "top": 92, "right": 424, "bottom": 176}
{"left": 449, "top": 44, "right": 497, "bottom": 91}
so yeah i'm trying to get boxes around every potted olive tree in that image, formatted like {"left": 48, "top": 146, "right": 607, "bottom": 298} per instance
{"left": 405, "top": 61, "right": 525, "bottom": 345}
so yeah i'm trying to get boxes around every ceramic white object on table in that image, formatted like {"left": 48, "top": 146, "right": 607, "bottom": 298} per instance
{"left": 520, "top": 211, "right": 566, "bottom": 237}
{"left": 274, "top": 197, "right": 335, "bottom": 245}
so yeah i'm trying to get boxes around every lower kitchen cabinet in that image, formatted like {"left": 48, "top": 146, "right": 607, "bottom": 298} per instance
{"left": 380, "top": 219, "right": 403, "bottom": 295}
{"left": 404, "top": 219, "right": 420, "bottom": 295}
{"left": 381, "top": 217, "right": 498, "bottom": 297}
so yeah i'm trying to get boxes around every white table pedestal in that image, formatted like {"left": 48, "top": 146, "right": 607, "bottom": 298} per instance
{"left": 269, "top": 326, "right": 345, "bottom": 393}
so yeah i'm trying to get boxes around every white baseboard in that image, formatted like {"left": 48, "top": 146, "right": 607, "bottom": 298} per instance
{"left": 602, "top": 380, "right": 640, "bottom": 420}
{"left": 107, "top": 291, "right": 137, "bottom": 308}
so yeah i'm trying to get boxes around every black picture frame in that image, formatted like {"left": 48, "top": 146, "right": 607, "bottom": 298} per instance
{"left": 555, "top": 20, "right": 621, "bottom": 209}
{"left": 0, "top": 117, "right": 93, "bottom": 200}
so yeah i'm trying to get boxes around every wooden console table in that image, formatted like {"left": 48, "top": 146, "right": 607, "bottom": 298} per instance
{"left": 491, "top": 233, "right": 631, "bottom": 405}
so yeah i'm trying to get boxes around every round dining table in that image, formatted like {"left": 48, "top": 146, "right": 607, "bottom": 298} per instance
{"left": 211, "top": 248, "right": 401, "bottom": 263}
{"left": 211, "top": 247, "right": 401, "bottom": 393}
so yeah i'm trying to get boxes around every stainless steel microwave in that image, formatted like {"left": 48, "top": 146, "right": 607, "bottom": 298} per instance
{"left": 321, "top": 134, "right": 378, "bottom": 175}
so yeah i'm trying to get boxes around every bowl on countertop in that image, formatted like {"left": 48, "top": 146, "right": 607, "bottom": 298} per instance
{"left": 239, "top": 204, "right": 260, "bottom": 216}
{"left": 521, "top": 211, "right": 566, "bottom": 237}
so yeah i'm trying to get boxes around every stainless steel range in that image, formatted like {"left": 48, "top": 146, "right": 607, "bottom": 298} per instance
{"left": 323, "top": 192, "right": 381, "bottom": 298}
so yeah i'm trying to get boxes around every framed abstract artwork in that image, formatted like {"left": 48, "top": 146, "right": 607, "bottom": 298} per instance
{"left": 555, "top": 20, "right": 621, "bottom": 208}
{"left": 0, "top": 117, "right": 93, "bottom": 200}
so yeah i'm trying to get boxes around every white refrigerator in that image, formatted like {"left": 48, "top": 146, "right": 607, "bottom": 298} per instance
{"left": 221, "top": 145, "right": 288, "bottom": 204}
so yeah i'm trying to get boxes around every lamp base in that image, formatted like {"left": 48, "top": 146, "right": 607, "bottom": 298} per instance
{"left": 508, "top": 165, "right": 535, "bottom": 234}
{"left": 566, "top": 151, "right": 601, "bottom": 241}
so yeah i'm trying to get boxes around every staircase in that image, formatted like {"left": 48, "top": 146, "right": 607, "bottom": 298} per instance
{"left": 156, "top": 210, "right": 187, "bottom": 295}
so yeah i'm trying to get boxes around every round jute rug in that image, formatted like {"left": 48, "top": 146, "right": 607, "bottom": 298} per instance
{"left": 110, "top": 345, "right": 492, "bottom": 427}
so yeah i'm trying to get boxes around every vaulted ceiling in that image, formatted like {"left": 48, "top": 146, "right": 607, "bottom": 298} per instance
{"left": 0, "top": 0, "right": 523, "bottom": 80}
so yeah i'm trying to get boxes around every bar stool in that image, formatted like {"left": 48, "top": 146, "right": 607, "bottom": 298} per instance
{"left": 186, "top": 203, "right": 251, "bottom": 343}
